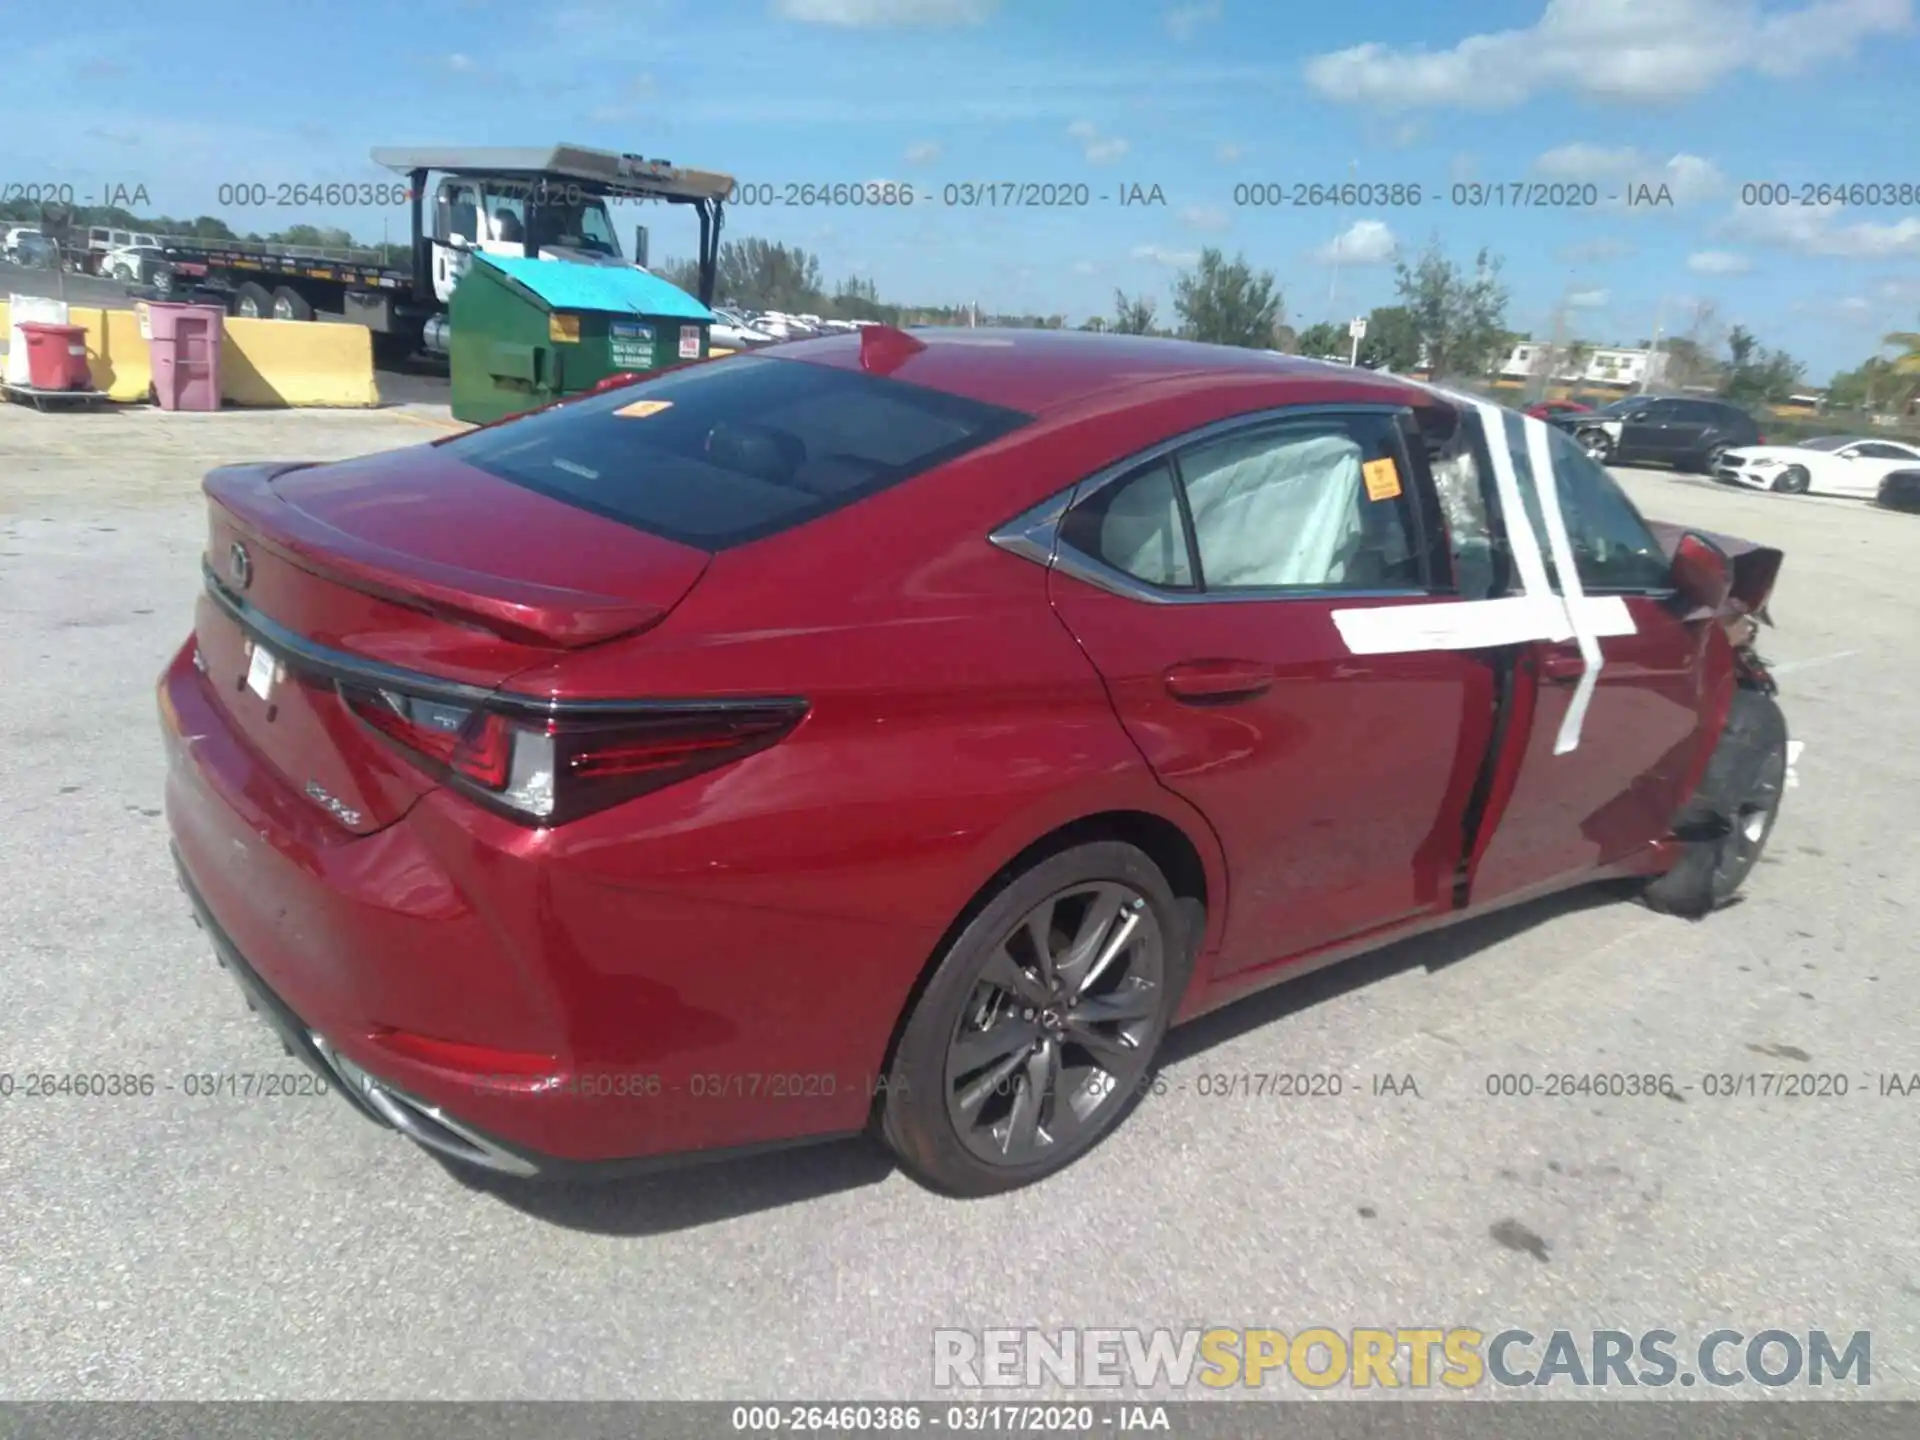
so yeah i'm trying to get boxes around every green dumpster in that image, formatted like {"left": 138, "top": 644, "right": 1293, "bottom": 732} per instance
{"left": 448, "top": 251, "right": 715, "bottom": 425}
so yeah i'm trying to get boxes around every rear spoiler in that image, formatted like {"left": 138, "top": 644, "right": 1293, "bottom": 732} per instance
{"left": 204, "top": 462, "right": 671, "bottom": 649}
{"left": 1647, "top": 521, "right": 1783, "bottom": 625}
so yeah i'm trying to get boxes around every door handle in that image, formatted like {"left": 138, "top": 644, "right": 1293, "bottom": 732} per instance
{"left": 1164, "top": 659, "right": 1273, "bottom": 704}
{"left": 1537, "top": 649, "right": 1587, "bottom": 684}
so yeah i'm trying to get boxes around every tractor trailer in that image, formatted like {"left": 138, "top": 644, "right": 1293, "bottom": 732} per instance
{"left": 154, "top": 144, "right": 731, "bottom": 362}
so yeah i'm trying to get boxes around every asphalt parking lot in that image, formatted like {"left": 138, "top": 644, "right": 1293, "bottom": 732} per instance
{"left": 2, "top": 401, "right": 1917, "bottom": 1402}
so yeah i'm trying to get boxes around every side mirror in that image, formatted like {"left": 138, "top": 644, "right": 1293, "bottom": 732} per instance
{"left": 1671, "top": 531, "right": 1732, "bottom": 617}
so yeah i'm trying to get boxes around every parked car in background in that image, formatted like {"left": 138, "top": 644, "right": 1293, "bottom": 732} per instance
{"left": 1715, "top": 434, "right": 1920, "bottom": 497}
{"left": 4, "top": 224, "right": 47, "bottom": 262}
{"left": 103, "top": 244, "right": 171, "bottom": 286}
{"left": 709, "top": 307, "right": 776, "bottom": 349}
{"left": 159, "top": 328, "right": 1789, "bottom": 1195}
{"left": 1876, "top": 470, "right": 1920, "bottom": 512}
{"left": 1552, "top": 396, "right": 1762, "bottom": 473}
{"left": 6, "top": 231, "right": 58, "bottom": 269}
{"left": 1525, "top": 398, "right": 1593, "bottom": 421}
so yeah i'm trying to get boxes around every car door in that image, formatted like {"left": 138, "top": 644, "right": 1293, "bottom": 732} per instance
{"left": 1835, "top": 441, "right": 1919, "bottom": 497}
{"left": 1468, "top": 415, "right": 1720, "bottom": 902}
{"left": 1040, "top": 405, "right": 1498, "bottom": 976}
{"left": 1618, "top": 399, "right": 1683, "bottom": 464}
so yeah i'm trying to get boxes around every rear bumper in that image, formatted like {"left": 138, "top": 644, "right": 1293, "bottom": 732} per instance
{"left": 158, "top": 636, "right": 918, "bottom": 1176}
{"left": 171, "top": 856, "right": 842, "bottom": 1181}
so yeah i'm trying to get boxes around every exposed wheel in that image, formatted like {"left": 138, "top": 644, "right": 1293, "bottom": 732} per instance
{"left": 1643, "top": 688, "right": 1788, "bottom": 918}
{"left": 1577, "top": 428, "right": 1615, "bottom": 464}
{"left": 1772, "top": 466, "right": 1811, "bottom": 495}
{"left": 111, "top": 264, "right": 134, "bottom": 282}
{"left": 232, "top": 281, "right": 274, "bottom": 319}
{"left": 880, "top": 841, "right": 1190, "bottom": 1196}
{"left": 1701, "top": 444, "right": 1729, "bottom": 474}
{"left": 271, "top": 286, "right": 314, "bottom": 321}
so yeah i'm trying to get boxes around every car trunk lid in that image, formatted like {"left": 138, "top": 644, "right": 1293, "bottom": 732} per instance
{"left": 195, "top": 452, "right": 712, "bottom": 834}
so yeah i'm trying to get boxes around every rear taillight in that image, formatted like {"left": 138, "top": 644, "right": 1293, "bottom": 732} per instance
{"left": 341, "top": 684, "right": 806, "bottom": 825}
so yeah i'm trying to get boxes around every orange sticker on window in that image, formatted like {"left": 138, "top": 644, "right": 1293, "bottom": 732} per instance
{"left": 614, "top": 399, "right": 673, "bottom": 418}
{"left": 1362, "top": 457, "right": 1403, "bottom": 501}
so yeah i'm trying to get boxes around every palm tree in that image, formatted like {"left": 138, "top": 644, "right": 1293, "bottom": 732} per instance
{"left": 1880, "top": 323, "right": 1920, "bottom": 412}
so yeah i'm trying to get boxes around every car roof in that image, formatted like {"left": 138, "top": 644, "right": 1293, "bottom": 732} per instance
{"left": 771, "top": 327, "right": 1434, "bottom": 417}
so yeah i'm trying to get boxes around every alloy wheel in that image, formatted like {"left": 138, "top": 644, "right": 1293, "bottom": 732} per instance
{"left": 1712, "top": 745, "right": 1787, "bottom": 899}
{"left": 944, "top": 880, "right": 1165, "bottom": 1167}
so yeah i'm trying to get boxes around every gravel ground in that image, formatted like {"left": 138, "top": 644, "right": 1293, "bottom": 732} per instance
{"left": 2, "top": 402, "right": 1916, "bottom": 1402}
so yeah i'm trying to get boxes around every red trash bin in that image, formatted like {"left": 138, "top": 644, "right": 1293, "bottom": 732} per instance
{"left": 145, "top": 302, "right": 224, "bottom": 411}
{"left": 18, "top": 322, "right": 92, "bottom": 391}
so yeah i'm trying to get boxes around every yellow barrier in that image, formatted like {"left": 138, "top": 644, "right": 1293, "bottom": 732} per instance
{"left": 3, "top": 301, "right": 374, "bottom": 407}
{"left": 220, "top": 316, "right": 378, "bottom": 407}
{"left": 0, "top": 301, "right": 151, "bottom": 400}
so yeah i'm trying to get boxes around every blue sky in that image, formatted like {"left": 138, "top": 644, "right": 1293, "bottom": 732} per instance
{"left": 8, "top": 0, "right": 1920, "bottom": 378}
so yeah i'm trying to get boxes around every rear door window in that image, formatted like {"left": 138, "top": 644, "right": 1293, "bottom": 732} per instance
{"left": 437, "top": 354, "right": 1031, "bottom": 549}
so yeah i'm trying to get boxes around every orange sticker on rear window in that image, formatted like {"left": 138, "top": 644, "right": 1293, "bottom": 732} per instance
{"left": 614, "top": 399, "right": 674, "bottom": 418}
{"left": 1362, "top": 457, "right": 1403, "bottom": 501}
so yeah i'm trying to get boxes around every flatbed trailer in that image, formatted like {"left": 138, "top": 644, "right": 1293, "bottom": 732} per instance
{"left": 155, "top": 143, "right": 730, "bottom": 363}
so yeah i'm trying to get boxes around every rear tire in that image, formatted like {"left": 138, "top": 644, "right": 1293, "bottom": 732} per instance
{"left": 232, "top": 281, "right": 274, "bottom": 319}
{"left": 271, "top": 286, "right": 314, "bottom": 321}
{"left": 880, "top": 841, "right": 1190, "bottom": 1196}
{"left": 1643, "top": 688, "right": 1788, "bottom": 918}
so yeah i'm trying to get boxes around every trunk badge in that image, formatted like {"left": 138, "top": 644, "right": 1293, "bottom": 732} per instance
{"left": 229, "top": 541, "right": 253, "bottom": 590}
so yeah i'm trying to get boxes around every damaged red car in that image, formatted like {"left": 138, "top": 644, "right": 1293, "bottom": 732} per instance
{"left": 158, "top": 328, "right": 1789, "bottom": 1195}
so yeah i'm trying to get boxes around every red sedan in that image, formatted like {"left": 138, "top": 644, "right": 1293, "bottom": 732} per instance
{"left": 1525, "top": 397, "right": 1594, "bottom": 421}
{"left": 159, "top": 328, "right": 1789, "bottom": 1195}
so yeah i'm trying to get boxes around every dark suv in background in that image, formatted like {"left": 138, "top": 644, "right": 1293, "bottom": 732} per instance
{"left": 1550, "top": 396, "right": 1762, "bottom": 473}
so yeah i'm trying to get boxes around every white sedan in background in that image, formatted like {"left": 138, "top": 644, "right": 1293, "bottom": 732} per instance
{"left": 1715, "top": 434, "right": 1920, "bottom": 496}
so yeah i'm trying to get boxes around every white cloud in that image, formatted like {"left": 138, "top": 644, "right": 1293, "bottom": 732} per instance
{"left": 1729, "top": 201, "right": 1920, "bottom": 257}
{"left": 1068, "top": 120, "right": 1130, "bottom": 165}
{"left": 1071, "top": 259, "right": 1097, "bottom": 274}
{"left": 1182, "top": 204, "right": 1231, "bottom": 232}
{"left": 903, "top": 141, "right": 943, "bottom": 166}
{"left": 773, "top": 0, "right": 996, "bottom": 23}
{"left": 1567, "top": 288, "right": 1610, "bottom": 308}
{"left": 1688, "top": 249, "right": 1752, "bottom": 273}
{"left": 1316, "top": 219, "right": 1398, "bottom": 264}
{"left": 1166, "top": 1, "right": 1222, "bottom": 38}
{"left": 1217, "top": 141, "right": 1247, "bottom": 164}
{"left": 1304, "top": 0, "right": 1913, "bottom": 109}
{"left": 1533, "top": 145, "right": 1726, "bottom": 206}
{"left": 446, "top": 52, "right": 475, "bottom": 70}
{"left": 1134, "top": 243, "right": 1200, "bottom": 267}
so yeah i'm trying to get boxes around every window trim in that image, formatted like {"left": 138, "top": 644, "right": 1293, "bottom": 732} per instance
{"left": 989, "top": 402, "right": 1440, "bottom": 606}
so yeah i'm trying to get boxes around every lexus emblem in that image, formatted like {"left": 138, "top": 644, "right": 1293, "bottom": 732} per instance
{"left": 229, "top": 541, "right": 252, "bottom": 590}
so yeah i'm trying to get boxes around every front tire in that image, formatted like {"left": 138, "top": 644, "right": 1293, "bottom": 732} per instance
{"left": 1577, "top": 428, "right": 1615, "bottom": 464}
{"left": 1772, "top": 466, "right": 1811, "bottom": 495}
{"left": 880, "top": 841, "right": 1190, "bottom": 1196}
{"left": 1643, "top": 688, "right": 1788, "bottom": 918}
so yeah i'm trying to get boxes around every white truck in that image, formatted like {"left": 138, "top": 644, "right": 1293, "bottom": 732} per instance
{"left": 154, "top": 143, "right": 732, "bottom": 363}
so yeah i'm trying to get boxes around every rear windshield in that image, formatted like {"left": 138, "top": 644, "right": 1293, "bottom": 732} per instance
{"left": 436, "top": 354, "right": 1032, "bottom": 550}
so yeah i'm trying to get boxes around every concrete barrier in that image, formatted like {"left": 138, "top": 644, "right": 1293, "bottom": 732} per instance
{"left": 220, "top": 317, "right": 378, "bottom": 407}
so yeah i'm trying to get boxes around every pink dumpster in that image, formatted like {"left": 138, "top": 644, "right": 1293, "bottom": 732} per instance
{"left": 145, "top": 301, "right": 225, "bottom": 411}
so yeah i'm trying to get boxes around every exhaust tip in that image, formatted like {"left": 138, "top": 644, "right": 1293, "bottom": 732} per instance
{"left": 308, "top": 1034, "right": 539, "bottom": 1178}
